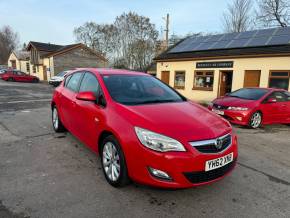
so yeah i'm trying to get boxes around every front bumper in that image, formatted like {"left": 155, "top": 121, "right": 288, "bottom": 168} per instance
{"left": 125, "top": 134, "right": 238, "bottom": 188}
{"left": 208, "top": 107, "right": 251, "bottom": 126}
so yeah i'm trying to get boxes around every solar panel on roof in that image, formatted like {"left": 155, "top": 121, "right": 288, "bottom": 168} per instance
{"left": 222, "top": 32, "right": 239, "bottom": 41}
{"left": 274, "top": 27, "right": 290, "bottom": 35}
{"left": 210, "top": 40, "right": 231, "bottom": 49}
{"left": 168, "top": 27, "right": 290, "bottom": 54}
{"left": 182, "top": 42, "right": 201, "bottom": 52}
{"left": 193, "top": 36, "right": 208, "bottom": 43}
{"left": 267, "top": 35, "right": 290, "bottom": 45}
{"left": 237, "top": 30, "right": 257, "bottom": 39}
{"left": 255, "top": 28, "right": 276, "bottom": 37}
{"left": 195, "top": 42, "right": 216, "bottom": 50}
{"left": 227, "top": 39, "right": 250, "bottom": 48}
{"left": 207, "top": 34, "right": 224, "bottom": 42}
{"left": 246, "top": 36, "right": 269, "bottom": 47}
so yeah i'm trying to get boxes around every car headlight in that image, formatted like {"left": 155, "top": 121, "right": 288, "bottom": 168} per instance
{"left": 135, "top": 127, "right": 186, "bottom": 152}
{"left": 228, "top": 106, "right": 248, "bottom": 111}
{"left": 207, "top": 102, "right": 213, "bottom": 107}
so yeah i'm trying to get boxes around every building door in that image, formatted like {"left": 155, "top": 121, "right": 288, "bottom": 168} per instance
{"left": 10, "top": 60, "right": 16, "bottom": 69}
{"left": 43, "top": 66, "right": 47, "bottom": 81}
{"left": 161, "top": 71, "right": 170, "bottom": 85}
{"left": 219, "top": 71, "right": 233, "bottom": 97}
{"left": 244, "top": 70, "right": 261, "bottom": 87}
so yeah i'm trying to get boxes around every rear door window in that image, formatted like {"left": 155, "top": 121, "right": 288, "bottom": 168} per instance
{"left": 65, "top": 72, "right": 83, "bottom": 92}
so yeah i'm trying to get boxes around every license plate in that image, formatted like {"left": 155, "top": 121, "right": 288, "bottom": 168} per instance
{"left": 205, "top": 152, "right": 233, "bottom": 171}
{"left": 212, "top": 109, "right": 224, "bottom": 115}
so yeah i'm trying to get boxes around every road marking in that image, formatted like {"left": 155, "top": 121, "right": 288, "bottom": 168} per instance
{"left": 0, "top": 99, "right": 51, "bottom": 104}
{"left": 21, "top": 110, "right": 31, "bottom": 113}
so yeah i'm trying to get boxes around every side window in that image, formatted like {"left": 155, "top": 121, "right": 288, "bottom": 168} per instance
{"left": 79, "top": 72, "right": 100, "bottom": 95}
{"left": 65, "top": 72, "right": 82, "bottom": 92}
{"left": 64, "top": 75, "right": 72, "bottom": 87}
{"left": 267, "top": 91, "right": 287, "bottom": 102}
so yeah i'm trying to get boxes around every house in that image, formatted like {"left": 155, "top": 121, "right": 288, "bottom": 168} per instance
{"left": 154, "top": 27, "right": 290, "bottom": 102}
{"left": 7, "top": 41, "right": 107, "bottom": 81}
{"left": 7, "top": 51, "right": 31, "bottom": 74}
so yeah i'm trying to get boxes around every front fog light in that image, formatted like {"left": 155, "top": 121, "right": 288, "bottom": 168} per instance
{"left": 148, "top": 167, "right": 172, "bottom": 181}
{"left": 236, "top": 116, "right": 242, "bottom": 121}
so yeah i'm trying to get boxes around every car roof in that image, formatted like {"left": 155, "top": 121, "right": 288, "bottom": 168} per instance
{"left": 70, "top": 68, "right": 148, "bottom": 76}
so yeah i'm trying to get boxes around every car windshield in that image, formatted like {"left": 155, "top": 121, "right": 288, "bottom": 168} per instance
{"left": 228, "top": 88, "right": 269, "bottom": 100}
{"left": 56, "top": 71, "right": 67, "bottom": 77}
{"left": 102, "top": 74, "right": 186, "bottom": 105}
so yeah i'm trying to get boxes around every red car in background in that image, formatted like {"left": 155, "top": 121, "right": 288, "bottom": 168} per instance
{"left": 0, "top": 69, "right": 39, "bottom": 83}
{"left": 208, "top": 88, "right": 290, "bottom": 128}
{"left": 51, "top": 68, "right": 238, "bottom": 188}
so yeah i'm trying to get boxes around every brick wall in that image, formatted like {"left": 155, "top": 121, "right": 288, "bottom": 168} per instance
{"left": 53, "top": 47, "right": 107, "bottom": 76}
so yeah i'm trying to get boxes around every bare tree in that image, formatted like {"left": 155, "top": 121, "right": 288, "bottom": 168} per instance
{"left": 113, "top": 12, "right": 158, "bottom": 70}
{"left": 74, "top": 22, "right": 116, "bottom": 58}
{"left": 256, "top": 0, "right": 290, "bottom": 27}
{"left": 74, "top": 12, "right": 159, "bottom": 71}
{"left": 222, "top": 0, "right": 253, "bottom": 33}
{"left": 0, "top": 26, "right": 19, "bottom": 64}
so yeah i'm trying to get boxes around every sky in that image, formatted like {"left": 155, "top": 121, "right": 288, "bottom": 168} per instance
{"left": 0, "top": 0, "right": 232, "bottom": 45}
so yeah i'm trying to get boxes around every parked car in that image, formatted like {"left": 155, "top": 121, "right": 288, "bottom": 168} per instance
{"left": 208, "top": 88, "right": 290, "bottom": 128}
{"left": 1, "top": 70, "right": 39, "bottom": 83}
{"left": 0, "top": 65, "right": 7, "bottom": 70}
{"left": 49, "top": 70, "right": 71, "bottom": 87}
{"left": 0, "top": 69, "right": 7, "bottom": 74}
{"left": 51, "top": 68, "right": 238, "bottom": 188}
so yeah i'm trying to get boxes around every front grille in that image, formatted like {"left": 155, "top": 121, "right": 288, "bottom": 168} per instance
{"left": 184, "top": 159, "right": 236, "bottom": 184}
{"left": 213, "top": 104, "right": 228, "bottom": 110}
{"left": 190, "top": 134, "right": 232, "bottom": 154}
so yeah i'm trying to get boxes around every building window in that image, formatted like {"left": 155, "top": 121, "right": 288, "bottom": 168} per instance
{"left": 26, "top": 62, "right": 30, "bottom": 72}
{"left": 174, "top": 71, "right": 185, "bottom": 89}
{"left": 193, "top": 71, "right": 214, "bottom": 91}
{"left": 33, "top": 66, "right": 36, "bottom": 74}
{"left": 269, "top": 71, "right": 289, "bottom": 90}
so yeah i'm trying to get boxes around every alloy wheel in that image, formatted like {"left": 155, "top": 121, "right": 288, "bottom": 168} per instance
{"left": 52, "top": 108, "right": 59, "bottom": 130}
{"left": 102, "top": 142, "right": 121, "bottom": 182}
{"left": 250, "top": 112, "right": 262, "bottom": 128}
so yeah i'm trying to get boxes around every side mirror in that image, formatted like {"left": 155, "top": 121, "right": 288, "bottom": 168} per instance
{"left": 267, "top": 98, "right": 277, "bottom": 103}
{"left": 76, "top": 91, "right": 96, "bottom": 102}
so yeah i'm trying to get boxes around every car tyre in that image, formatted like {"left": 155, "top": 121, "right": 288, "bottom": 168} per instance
{"left": 248, "top": 111, "right": 262, "bottom": 129}
{"left": 7, "top": 77, "right": 14, "bottom": 82}
{"left": 33, "top": 78, "right": 39, "bottom": 83}
{"left": 52, "top": 105, "right": 66, "bottom": 132}
{"left": 100, "top": 135, "right": 130, "bottom": 187}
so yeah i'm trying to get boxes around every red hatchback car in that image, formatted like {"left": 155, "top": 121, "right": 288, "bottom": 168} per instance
{"left": 51, "top": 69, "right": 238, "bottom": 188}
{"left": 208, "top": 88, "right": 290, "bottom": 128}
{"left": 0, "top": 70, "right": 39, "bottom": 82}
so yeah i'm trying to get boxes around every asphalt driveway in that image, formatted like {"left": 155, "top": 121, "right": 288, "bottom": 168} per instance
{"left": 0, "top": 80, "right": 289, "bottom": 218}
